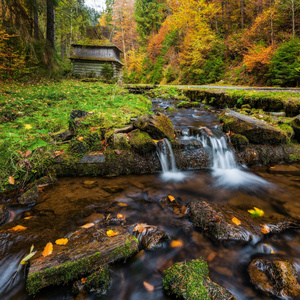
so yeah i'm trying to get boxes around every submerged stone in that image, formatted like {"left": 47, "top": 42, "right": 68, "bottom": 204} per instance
{"left": 133, "top": 113, "right": 175, "bottom": 141}
{"left": 220, "top": 109, "right": 288, "bottom": 144}
{"left": 82, "top": 180, "right": 98, "bottom": 189}
{"left": 249, "top": 257, "right": 300, "bottom": 299}
{"left": 18, "top": 185, "right": 38, "bottom": 205}
{"left": 189, "top": 201, "right": 300, "bottom": 243}
{"left": 269, "top": 164, "right": 300, "bottom": 175}
{"left": 163, "top": 258, "right": 235, "bottom": 300}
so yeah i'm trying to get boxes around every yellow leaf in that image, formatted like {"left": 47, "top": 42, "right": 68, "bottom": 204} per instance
{"left": 8, "top": 225, "right": 27, "bottom": 232}
{"left": 248, "top": 207, "right": 264, "bottom": 217}
{"left": 24, "top": 216, "right": 33, "bottom": 220}
{"left": 117, "top": 202, "right": 127, "bottom": 207}
{"left": 81, "top": 223, "right": 95, "bottom": 229}
{"left": 168, "top": 195, "right": 176, "bottom": 202}
{"left": 152, "top": 139, "right": 159, "bottom": 143}
{"left": 106, "top": 230, "right": 119, "bottom": 237}
{"left": 261, "top": 224, "right": 270, "bottom": 234}
{"left": 170, "top": 240, "right": 183, "bottom": 248}
{"left": 271, "top": 249, "right": 275, "bottom": 254}
{"left": 8, "top": 176, "right": 15, "bottom": 185}
{"left": 41, "top": 242, "right": 53, "bottom": 257}
{"left": 55, "top": 238, "right": 68, "bottom": 245}
{"left": 232, "top": 217, "right": 241, "bottom": 226}
{"left": 143, "top": 281, "right": 154, "bottom": 292}
{"left": 25, "top": 124, "right": 32, "bottom": 130}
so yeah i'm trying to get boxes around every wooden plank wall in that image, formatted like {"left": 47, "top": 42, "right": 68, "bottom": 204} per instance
{"left": 73, "top": 61, "right": 121, "bottom": 77}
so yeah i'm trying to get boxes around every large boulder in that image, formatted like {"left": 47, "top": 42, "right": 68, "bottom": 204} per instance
{"left": 249, "top": 257, "right": 300, "bottom": 299}
{"left": 292, "top": 114, "right": 300, "bottom": 142}
{"left": 133, "top": 113, "right": 174, "bottom": 141}
{"left": 220, "top": 109, "right": 288, "bottom": 144}
{"left": 129, "top": 129, "right": 156, "bottom": 154}
{"left": 163, "top": 258, "right": 235, "bottom": 299}
{"left": 189, "top": 201, "right": 300, "bottom": 243}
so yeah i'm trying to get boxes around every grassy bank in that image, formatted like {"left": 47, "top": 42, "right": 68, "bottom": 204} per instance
{"left": 0, "top": 79, "right": 151, "bottom": 193}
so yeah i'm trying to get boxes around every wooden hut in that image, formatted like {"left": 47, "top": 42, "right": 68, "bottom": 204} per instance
{"left": 70, "top": 40, "right": 123, "bottom": 78}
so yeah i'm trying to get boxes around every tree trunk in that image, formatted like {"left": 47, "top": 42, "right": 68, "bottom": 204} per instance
{"left": 291, "top": 0, "right": 295, "bottom": 37}
{"left": 33, "top": 0, "right": 39, "bottom": 39}
{"left": 46, "top": 0, "right": 55, "bottom": 49}
{"left": 240, "top": 0, "right": 244, "bottom": 28}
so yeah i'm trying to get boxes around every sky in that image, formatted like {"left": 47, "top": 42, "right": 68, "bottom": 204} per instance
{"left": 84, "top": 0, "right": 106, "bottom": 12}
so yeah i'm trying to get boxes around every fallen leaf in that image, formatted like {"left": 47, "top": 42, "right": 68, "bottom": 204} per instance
{"left": 261, "top": 224, "right": 270, "bottom": 234}
{"left": 117, "top": 214, "right": 124, "bottom": 220}
{"left": 25, "top": 124, "right": 32, "bottom": 130}
{"left": 106, "top": 230, "right": 119, "bottom": 237}
{"left": 8, "top": 176, "right": 15, "bottom": 185}
{"left": 143, "top": 281, "right": 154, "bottom": 292}
{"left": 55, "top": 238, "right": 68, "bottom": 245}
{"left": 207, "top": 252, "right": 217, "bottom": 262}
{"left": 81, "top": 277, "right": 87, "bottom": 284}
{"left": 168, "top": 195, "right": 175, "bottom": 202}
{"left": 24, "top": 150, "right": 32, "bottom": 158}
{"left": 20, "top": 245, "right": 36, "bottom": 266}
{"left": 133, "top": 223, "right": 148, "bottom": 233}
{"left": 8, "top": 225, "right": 27, "bottom": 232}
{"left": 248, "top": 207, "right": 264, "bottom": 217}
{"left": 232, "top": 217, "right": 241, "bottom": 226}
{"left": 81, "top": 223, "right": 95, "bottom": 229}
{"left": 271, "top": 249, "right": 275, "bottom": 254}
{"left": 24, "top": 216, "right": 33, "bottom": 220}
{"left": 152, "top": 139, "right": 159, "bottom": 143}
{"left": 170, "top": 240, "right": 183, "bottom": 248}
{"left": 77, "top": 136, "right": 84, "bottom": 141}
{"left": 117, "top": 202, "right": 127, "bottom": 207}
{"left": 41, "top": 242, "right": 53, "bottom": 257}
{"left": 114, "top": 149, "right": 121, "bottom": 155}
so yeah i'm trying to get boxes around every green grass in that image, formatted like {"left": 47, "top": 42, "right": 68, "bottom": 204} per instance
{"left": 0, "top": 79, "right": 151, "bottom": 193}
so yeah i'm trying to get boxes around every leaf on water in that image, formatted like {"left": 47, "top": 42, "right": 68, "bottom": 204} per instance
{"left": 168, "top": 195, "right": 175, "bottom": 202}
{"left": 170, "top": 240, "right": 183, "bottom": 248}
{"left": 232, "top": 217, "right": 241, "bottom": 226}
{"left": 25, "top": 124, "right": 32, "bottom": 130}
{"left": 81, "top": 223, "right": 95, "bottom": 229}
{"left": 41, "top": 242, "right": 53, "bottom": 257}
{"left": 261, "top": 224, "right": 270, "bottom": 234}
{"left": 55, "top": 238, "right": 68, "bottom": 245}
{"left": 248, "top": 207, "right": 264, "bottom": 217}
{"left": 117, "top": 202, "right": 127, "bottom": 207}
{"left": 143, "top": 281, "right": 154, "bottom": 292}
{"left": 117, "top": 214, "right": 124, "bottom": 220}
{"left": 77, "top": 136, "right": 84, "bottom": 141}
{"left": 133, "top": 223, "right": 148, "bottom": 233}
{"left": 8, "top": 225, "right": 27, "bottom": 232}
{"left": 106, "top": 230, "right": 119, "bottom": 237}
{"left": 24, "top": 216, "right": 33, "bottom": 220}
{"left": 8, "top": 176, "right": 15, "bottom": 185}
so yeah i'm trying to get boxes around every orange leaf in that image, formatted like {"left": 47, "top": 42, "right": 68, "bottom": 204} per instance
{"left": 207, "top": 252, "right": 217, "bottom": 262}
{"left": 55, "top": 238, "right": 68, "bottom": 245}
{"left": 170, "top": 240, "right": 183, "bottom": 248}
{"left": 24, "top": 150, "right": 32, "bottom": 158}
{"left": 232, "top": 217, "right": 241, "bottom": 226}
{"left": 8, "top": 225, "right": 27, "bottom": 232}
{"left": 133, "top": 223, "right": 147, "bottom": 233}
{"left": 106, "top": 230, "right": 119, "bottom": 237}
{"left": 77, "top": 136, "right": 84, "bottom": 141}
{"left": 24, "top": 216, "right": 33, "bottom": 220}
{"left": 143, "top": 281, "right": 154, "bottom": 292}
{"left": 41, "top": 242, "right": 53, "bottom": 257}
{"left": 81, "top": 223, "right": 95, "bottom": 229}
{"left": 117, "top": 214, "right": 124, "bottom": 220}
{"left": 168, "top": 195, "right": 175, "bottom": 202}
{"left": 81, "top": 277, "right": 87, "bottom": 284}
{"left": 261, "top": 224, "right": 270, "bottom": 234}
{"left": 117, "top": 202, "right": 127, "bottom": 207}
{"left": 8, "top": 176, "right": 15, "bottom": 185}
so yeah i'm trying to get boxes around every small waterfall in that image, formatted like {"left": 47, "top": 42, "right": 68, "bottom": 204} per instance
{"left": 156, "top": 139, "right": 185, "bottom": 181}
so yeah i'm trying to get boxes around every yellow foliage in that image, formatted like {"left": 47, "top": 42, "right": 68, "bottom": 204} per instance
{"left": 106, "top": 230, "right": 119, "bottom": 237}
{"left": 55, "top": 238, "right": 68, "bottom": 245}
{"left": 8, "top": 225, "right": 27, "bottom": 232}
{"left": 41, "top": 242, "right": 53, "bottom": 257}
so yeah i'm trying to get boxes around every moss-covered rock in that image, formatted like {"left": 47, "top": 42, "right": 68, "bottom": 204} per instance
{"left": 18, "top": 185, "right": 39, "bottom": 205}
{"left": 111, "top": 133, "right": 131, "bottom": 150}
{"left": 249, "top": 257, "right": 300, "bottom": 299}
{"left": 177, "top": 101, "right": 201, "bottom": 109}
{"left": 230, "top": 134, "right": 249, "bottom": 150}
{"left": 291, "top": 115, "right": 300, "bottom": 142}
{"left": 84, "top": 266, "right": 111, "bottom": 296}
{"left": 133, "top": 113, "right": 175, "bottom": 141}
{"left": 220, "top": 109, "right": 288, "bottom": 144}
{"left": 129, "top": 129, "right": 156, "bottom": 154}
{"left": 163, "top": 258, "right": 235, "bottom": 300}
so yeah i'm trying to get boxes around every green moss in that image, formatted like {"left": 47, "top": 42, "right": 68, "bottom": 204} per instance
{"left": 163, "top": 258, "right": 210, "bottom": 299}
{"left": 230, "top": 134, "right": 249, "bottom": 150}
{"left": 112, "top": 237, "right": 137, "bottom": 260}
{"left": 129, "top": 130, "right": 156, "bottom": 154}
{"left": 84, "top": 266, "right": 111, "bottom": 296}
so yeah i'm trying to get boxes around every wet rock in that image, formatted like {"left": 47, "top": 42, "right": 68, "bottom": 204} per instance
{"left": 129, "top": 129, "right": 156, "bottom": 154}
{"left": 73, "top": 266, "right": 110, "bottom": 297}
{"left": 175, "top": 139, "right": 203, "bottom": 150}
{"left": 52, "top": 130, "right": 75, "bottom": 142}
{"left": 163, "top": 258, "right": 235, "bottom": 300}
{"left": 0, "top": 205, "right": 9, "bottom": 225}
{"left": 189, "top": 201, "right": 300, "bottom": 243}
{"left": 248, "top": 256, "right": 300, "bottom": 299}
{"left": 269, "top": 164, "right": 300, "bottom": 175}
{"left": 230, "top": 134, "right": 249, "bottom": 150}
{"left": 18, "top": 185, "right": 38, "bottom": 205}
{"left": 80, "top": 152, "right": 105, "bottom": 163}
{"left": 26, "top": 226, "right": 139, "bottom": 295}
{"left": 111, "top": 133, "right": 130, "bottom": 150}
{"left": 82, "top": 180, "right": 98, "bottom": 189}
{"left": 34, "top": 176, "right": 57, "bottom": 187}
{"left": 131, "top": 223, "right": 168, "bottom": 249}
{"left": 133, "top": 113, "right": 175, "bottom": 141}
{"left": 292, "top": 115, "right": 300, "bottom": 142}
{"left": 102, "top": 186, "right": 123, "bottom": 193}
{"left": 69, "top": 110, "right": 93, "bottom": 131}
{"left": 220, "top": 109, "right": 288, "bottom": 144}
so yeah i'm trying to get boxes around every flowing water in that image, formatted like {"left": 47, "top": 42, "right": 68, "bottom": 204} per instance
{"left": 0, "top": 98, "right": 300, "bottom": 300}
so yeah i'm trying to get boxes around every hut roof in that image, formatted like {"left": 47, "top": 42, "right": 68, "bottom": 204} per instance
{"left": 72, "top": 39, "right": 123, "bottom": 53}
